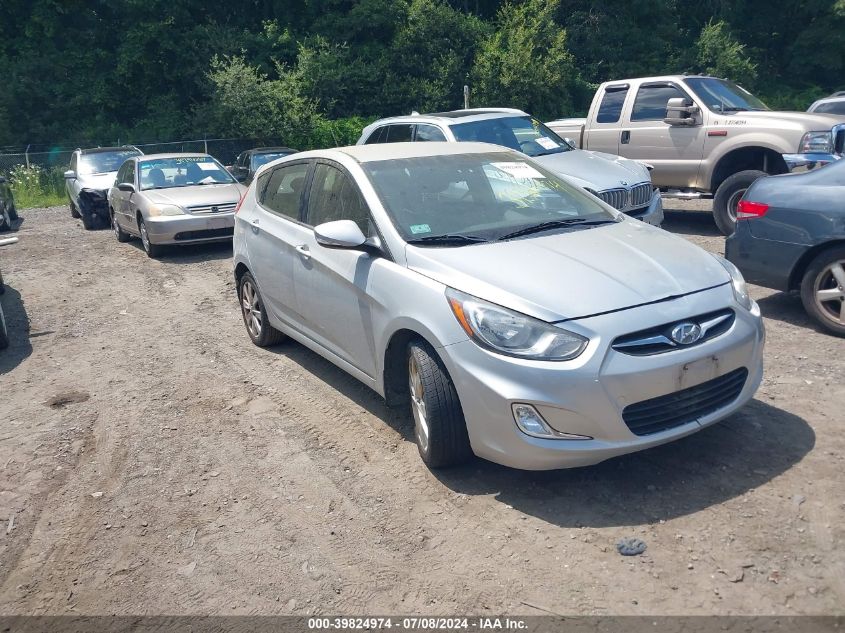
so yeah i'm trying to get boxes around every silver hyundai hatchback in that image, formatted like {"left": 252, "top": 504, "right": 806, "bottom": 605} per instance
{"left": 233, "top": 142, "right": 764, "bottom": 470}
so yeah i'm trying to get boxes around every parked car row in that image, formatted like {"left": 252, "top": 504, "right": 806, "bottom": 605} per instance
{"left": 45, "top": 88, "right": 842, "bottom": 470}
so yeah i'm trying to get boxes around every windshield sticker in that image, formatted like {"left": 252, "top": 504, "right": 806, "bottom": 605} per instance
{"left": 197, "top": 162, "right": 220, "bottom": 171}
{"left": 409, "top": 224, "right": 431, "bottom": 234}
{"left": 535, "top": 137, "right": 558, "bottom": 150}
{"left": 490, "top": 162, "right": 545, "bottom": 179}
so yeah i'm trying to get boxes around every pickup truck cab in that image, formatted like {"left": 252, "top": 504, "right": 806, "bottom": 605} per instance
{"left": 547, "top": 75, "right": 845, "bottom": 234}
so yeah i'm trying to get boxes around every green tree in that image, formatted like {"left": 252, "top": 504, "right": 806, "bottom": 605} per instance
{"left": 471, "top": 0, "right": 584, "bottom": 119}
{"left": 693, "top": 20, "right": 757, "bottom": 87}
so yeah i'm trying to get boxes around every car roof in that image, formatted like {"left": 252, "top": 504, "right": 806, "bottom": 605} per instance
{"left": 135, "top": 153, "right": 214, "bottom": 161}
{"left": 369, "top": 108, "right": 528, "bottom": 127}
{"left": 246, "top": 147, "right": 297, "bottom": 154}
{"left": 78, "top": 146, "right": 140, "bottom": 155}
{"left": 303, "top": 141, "right": 513, "bottom": 164}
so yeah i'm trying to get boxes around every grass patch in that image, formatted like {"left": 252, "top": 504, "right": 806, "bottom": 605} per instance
{"left": 7, "top": 165, "right": 67, "bottom": 209}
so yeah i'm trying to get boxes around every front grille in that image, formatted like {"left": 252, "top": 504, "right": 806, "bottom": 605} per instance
{"left": 612, "top": 309, "right": 735, "bottom": 356}
{"left": 173, "top": 227, "right": 234, "bottom": 241}
{"left": 597, "top": 182, "right": 652, "bottom": 211}
{"left": 186, "top": 202, "right": 237, "bottom": 215}
{"left": 622, "top": 367, "right": 748, "bottom": 436}
{"left": 834, "top": 124, "right": 845, "bottom": 155}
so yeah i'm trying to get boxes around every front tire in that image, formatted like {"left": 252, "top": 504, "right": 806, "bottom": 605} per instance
{"left": 0, "top": 308, "right": 9, "bottom": 350}
{"left": 712, "top": 170, "right": 767, "bottom": 236}
{"left": 69, "top": 198, "right": 81, "bottom": 219}
{"left": 138, "top": 217, "right": 161, "bottom": 258}
{"left": 800, "top": 246, "right": 845, "bottom": 337}
{"left": 111, "top": 209, "right": 130, "bottom": 242}
{"left": 407, "top": 341, "right": 472, "bottom": 468}
{"left": 7, "top": 201, "right": 17, "bottom": 222}
{"left": 239, "top": 272, "right": 285, "bottom": 347}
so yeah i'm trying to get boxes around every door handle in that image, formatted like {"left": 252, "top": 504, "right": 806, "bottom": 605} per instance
{"left": 621, "top": 130, "right": 631, "bottom": 144}
{"left": 295, "top": 244, "right": 311, "bottom": 259}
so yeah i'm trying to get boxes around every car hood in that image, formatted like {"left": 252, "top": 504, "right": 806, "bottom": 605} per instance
{"left": 140, "top": 183, "right": 245, "bottom": 207}
{"left": 735, "top": 110, "right": 845, "bottom": 128}
{"left": 78, "top": 173, "right": 118, "bottom": 191}
{"left": 534, "top": 150, "right": 651, "bottom": 192}
{"left": 405, "top": 220, "right": 729, "bottom": 322}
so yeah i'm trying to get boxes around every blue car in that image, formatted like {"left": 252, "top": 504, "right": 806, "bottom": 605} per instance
{"left": 726, "top": 159, "right": 845, "bottom": 336}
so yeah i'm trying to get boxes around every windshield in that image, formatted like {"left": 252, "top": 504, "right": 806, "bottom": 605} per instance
{"left": 450, "top": 116, "right": 573, "bottom": 157}
{"left": 251, "top": 151, "right": 294, "bottom": 170}
{"left": 813, "top": 101, "right": 845, "bottom": 115}
{"left": 362, "top": 151, "right": 615, "bottom": 244}
{"left": 684, "top": 77, "right": 769, "bottom": 112}
{"left": 78, "top": 149, "right": 141, "bottom": 175}
{"left": 139, "top": 156, "right": 235, "bottom": 190}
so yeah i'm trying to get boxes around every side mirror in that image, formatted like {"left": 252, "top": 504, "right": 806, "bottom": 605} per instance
{"left": 64, "top": 170, "right": 76, "bottom": 180}
{"left": 314, "top": 220, "right": 367, "bottom": 249}
{"left": 664, "top": 97, "right": 700, "bottom": 126}
{"left": 563, "top": 137, "right": 576, "bottom": 149}
{"left": 117, "top": 182, "right": 136, "bottom": 193}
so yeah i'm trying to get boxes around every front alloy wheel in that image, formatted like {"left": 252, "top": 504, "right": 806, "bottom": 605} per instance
{"left": 138, "top": 218, "right": 161, "bottom": 257}
{"left": 406, "top": 342, "right": 472, "bottom": 468}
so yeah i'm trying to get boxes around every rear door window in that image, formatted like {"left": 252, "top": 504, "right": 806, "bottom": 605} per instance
{"left": 415, "top": 124, "right": 447, "bottom": 142}
{"left": 385, "top": 124, "right": 413, "bottom": 143}
{"left": 260, "top": 162, "right": 310, "bottom": 220}
{"left": 631, "top": 84, "right": 686, "bottom": 121}
{"left": 596, "top": 86, "right": 629, "bottom": 123}
{"left": 364, "top": 126, "right": 388, "bottom": 144}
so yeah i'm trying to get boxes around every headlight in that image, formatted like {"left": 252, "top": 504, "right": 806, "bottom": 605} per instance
{"left": 149, "top": 204, "right": 184, "bottom": 216}
{"left": 799, "top": 131, "right": 833, "bottom": 154}
{"left": 713, "top": 254, "right": 753, "bottom": 310}
{"left": 446, "top": 288, "right": 588, "bottom": 361}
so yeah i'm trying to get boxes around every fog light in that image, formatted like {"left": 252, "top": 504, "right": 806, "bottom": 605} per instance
{"left": 511, "top": 403, "right": 592, "bottom": 440}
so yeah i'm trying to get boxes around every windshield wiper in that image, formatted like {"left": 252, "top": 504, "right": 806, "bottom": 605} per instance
{"left": 405, "top": 234, "right": 488, "bottom": 246}
{"left": 498, "top": 218, "right": 617, "bottom": 240}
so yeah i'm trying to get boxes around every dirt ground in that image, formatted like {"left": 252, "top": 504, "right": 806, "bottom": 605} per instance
{"left": 0, "top": 202, "right": 842, "bottom": 616}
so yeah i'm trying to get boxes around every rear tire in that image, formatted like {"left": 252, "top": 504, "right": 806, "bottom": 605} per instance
{"left": 800, "top": 246, "right": 845, "bottom": 337}
{"left": 407, "top": 341, "right": 472, "bottom": 468}
{"left": 713, "top": 170, "right": 767, "bottom": 236}
{"left": 238, "top": 272, "right": 285, "bottom": 347}
{"left": 111, "top": 208, "right": 130, "bottom": 242}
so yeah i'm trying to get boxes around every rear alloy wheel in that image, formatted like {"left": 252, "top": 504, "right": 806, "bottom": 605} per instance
{"left": 407, "top": 341, "right": 472, "bottom": 468}
{"left": 239, "top": 272, "right": 285, "bottom": 347}
{"left": 801, "top": 246, "right": 845, "bottom": 337}
{"left": 138, "top": 217, "right": 161, "bottom": 258}
{"left": 112, "top": 209, "right": 130, "bottom": 242}
{"left": 712, "top": 170, "right": 767, "bottom": 236}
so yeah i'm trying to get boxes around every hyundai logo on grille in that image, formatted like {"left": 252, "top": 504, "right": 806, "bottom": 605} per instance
{"left": 671, "top": 322, "right": 703, "bottom": 345}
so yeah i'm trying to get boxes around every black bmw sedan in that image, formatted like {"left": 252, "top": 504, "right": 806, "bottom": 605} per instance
{"left": 726, "top": 159, "right": 845, "bottom": 336}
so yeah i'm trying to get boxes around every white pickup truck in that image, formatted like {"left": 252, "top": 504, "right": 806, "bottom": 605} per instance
{"left": 547, "top": 75, "right": 845, "bottom": 234}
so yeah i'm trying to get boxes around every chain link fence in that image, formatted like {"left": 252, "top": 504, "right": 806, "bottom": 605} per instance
{"left": 0, "top": 138, "right": 280, "bottom": 176}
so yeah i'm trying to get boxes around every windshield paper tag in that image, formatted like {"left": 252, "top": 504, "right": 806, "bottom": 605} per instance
{"left": 197, "top": 162, "right": 219, "bottom": 171}
{"left": 409, "top": 224, "right": 431, "bottom": 234}
{"left": 490, "top": 162, "right": 545, "bottom": 179}
{"left": 535, "top": 137, "right": 558, "bottom": 150}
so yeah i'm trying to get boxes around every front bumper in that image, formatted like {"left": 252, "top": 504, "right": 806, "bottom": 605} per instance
{"left": 782, "top": 153, "right": 841, "bottom": 173}
{"left": 438, "top": 284, "right": 764, "bottom": 470}
{"left": 144, "top": 212, "right": 235, "bottom": 245}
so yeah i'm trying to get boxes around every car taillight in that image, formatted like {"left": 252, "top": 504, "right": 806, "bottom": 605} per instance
{"left": 234, "top": 192, "right": 246, "bottom": 214}
{"left": 736, "top": 200, "right": 769, "bottom": 219}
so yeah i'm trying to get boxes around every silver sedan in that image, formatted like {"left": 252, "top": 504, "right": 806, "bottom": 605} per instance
{"left": 233, "top": 142, "right": 764, "bottom": 471}
{"left": 108, "top": 153, "right": 246, "bottom": 257}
